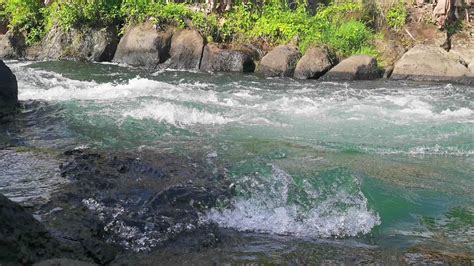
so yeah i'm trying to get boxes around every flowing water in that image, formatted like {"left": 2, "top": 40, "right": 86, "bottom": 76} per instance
{"left": 1, "top": 60, "right": 473, "bottom": 263}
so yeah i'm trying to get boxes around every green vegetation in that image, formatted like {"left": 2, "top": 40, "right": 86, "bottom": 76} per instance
{"left": 385, "top": 0, "right": 407, "bottom": 30}
{"left": 0, "top": 0, "right": 409, "bottom": 59}
{"left": 0, "top": 0, "right": 46, "bottom": 44}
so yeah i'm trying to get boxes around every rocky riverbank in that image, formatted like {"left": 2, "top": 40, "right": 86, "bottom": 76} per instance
{"left": 1, "top": 18, "right": 474, "bottom": 84}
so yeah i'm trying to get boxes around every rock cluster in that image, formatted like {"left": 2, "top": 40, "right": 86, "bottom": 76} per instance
{"left": 1, "top": 21, "right": 474, "bottom": 82}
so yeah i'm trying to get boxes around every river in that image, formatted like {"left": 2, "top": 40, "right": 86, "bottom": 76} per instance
{"left": 1, "top": 60, "right": 473, "bottom": 264}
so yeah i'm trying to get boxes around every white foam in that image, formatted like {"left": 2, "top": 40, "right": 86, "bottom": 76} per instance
{"left": 124, "top": 101, "right": 233, "bottom": 126}
{"left": 207, "top": 165, "right": 381, "bottom": 238}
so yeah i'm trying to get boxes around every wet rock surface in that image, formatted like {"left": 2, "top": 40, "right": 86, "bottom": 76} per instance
{"left": 0, "top": 194, "right": 61, "bottom": 265}
{"left": 0, "top": 60, "right": 18, "bottom": 112}
{"left": 34, "top": 258, "right": 96, "bottom": 266}
{"left": 30, "top": 148, "right": 232, "bottom": 263}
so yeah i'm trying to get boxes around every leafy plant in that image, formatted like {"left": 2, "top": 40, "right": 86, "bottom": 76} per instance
{"left": 1, "top": 0, "right": 46, "bottom": 44}
{"left": 386, "top": 0, "right": 407, "bottom": 30}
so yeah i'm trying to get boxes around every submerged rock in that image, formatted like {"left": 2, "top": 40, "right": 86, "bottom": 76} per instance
{"left": 256, "top": 45, "right": 301, "bottom": 77}
{"left": 113, "top": 22, "right": 172, "bottom": 68}
{"left": 294, "top": 46, "right": 336, "bottom": 79}
{"left": 40, "top": 148, "right": 231, "bottom": 256}
{"left": 200, "top": 44, "right": 255, "bottom": 72}
{"left": 161, "top": 29, "right": 205, "bottom": 70}
{"left": 391, "top": 44, "right": 474, "bottom": 84}
{"left": 0, "top": 194, "right": 60, "bottom": 265}
{"left": 322, "top": 55, "right": 381, "bottom": 81}
{"left": 0, "top": 31, "right": 25, "bottom": 59}
{"left": 0, "top": 60, "right": 18, "bottom": 112}
{"left": 27, "top": 26, "right": 120, "bottom": 62}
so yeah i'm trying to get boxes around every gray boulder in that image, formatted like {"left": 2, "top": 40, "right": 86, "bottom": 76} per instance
{"left": 322, "top": 55, "right": 381, "bottom": 80}
{"left": 450, "top": 33, "right": 474, "bottom": 70}
{"left": 294, "top": 47, "right": 336, "bottom": 79}
{"left": 0, "top": 32, "right": 25, "bottom": 59}
{"left": 161, "top": 29, "right": 205, "bottom": 70}
{"left": 200, "top": 44, "right": 255, "bottom": 72}
{"left": 27, "top": 26, "right": 119, "bottom": 62}
{"left": 0, "top": 194, "right": 60, "bottom": 265}
{"left": 113, "top": 22, "right": 172, "bottom": 68}
{"left": 0, "top": 60, "right": 18, "bottom": 112}
{"left": 256, "top": 45, "right": 301, "bottom": 77}
{"left": 391, "top": 45, "right": 474, "bottom": 84}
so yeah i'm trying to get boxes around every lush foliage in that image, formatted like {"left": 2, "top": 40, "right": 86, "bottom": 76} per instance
{"left": 385, "top": 0, "right": 407, "bottom": 30}
{"left": 0, "top": 0, "right": 379, "bottom": 58}
{"left": 0, "top": 0, "right": 46, "bottom": 44}
{"left": 47, "top": 0, "right": 122, "bottom": 31}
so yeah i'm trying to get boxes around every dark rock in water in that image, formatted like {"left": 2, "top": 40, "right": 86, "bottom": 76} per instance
{"left": 256, "top": 45, "right": 301, "bottom": 77}
{"left": 294, "top": 46, "right": 336, "bottom": 79}
{"left": 40, "top": 148, "right": 232, "bottom": 256}
{"left": 161, "top": 30, "right": 205, "bottom": 70}
{"left": 112, "top": 22, "right": 172, "bottom": 68}
{"left": 322, "top": 55, "right": 381, "bottom": 81}
{"left": 26, "top": 26, "right": 120, "bottom": 62}
{"left": 34, "top": 258, "right": 96, "bottom": 266}
{"left": 0, "top": 31, "right": 26, "bottom": 59}
{"left": 0, "top": 194, "right": 60, "bottom": 265}
{"left": 0, "top": 60, "right": 18, "bottom": 112}
{"left": 200, "top": 44, "right": 255, "bottom": 72}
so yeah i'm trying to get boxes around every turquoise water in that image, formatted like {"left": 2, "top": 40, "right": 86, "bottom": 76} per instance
{"left": 2, "top": 60, "right": 473, "bottom": 260}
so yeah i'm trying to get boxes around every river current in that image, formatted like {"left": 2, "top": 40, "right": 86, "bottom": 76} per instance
{"left": 1, "top": 60, "right": 473, "bottom": 263}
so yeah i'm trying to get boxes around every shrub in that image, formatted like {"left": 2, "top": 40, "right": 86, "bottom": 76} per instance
{"left": 1, "top": 0, "right": 46, "bottom": 44}
{"left": 48, "top": 0, "right": 122, "bottom": 31}
{"left": 324, "top": 20, "right": 374, "bottom": 57}
{"left": 385, "top": 0, "right": 407, "bottom": 30}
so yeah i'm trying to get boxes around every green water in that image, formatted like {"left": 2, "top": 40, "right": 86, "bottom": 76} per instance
{"left": 2, "top": 60, "right": 473, "bottom": 262}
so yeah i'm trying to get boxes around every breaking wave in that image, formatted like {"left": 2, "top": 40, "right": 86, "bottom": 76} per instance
{"left": 207, "top": 166, "right": 381, "bottom": 238}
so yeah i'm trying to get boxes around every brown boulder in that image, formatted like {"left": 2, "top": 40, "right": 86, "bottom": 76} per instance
{"left": 161, "top": 29, "right": 205, "bottom": 70}
{"left": 113, "top": 22, "right": 172, "bottom": 68}
{"left": 322, "top": 55, "right": 381, "bottom": 80}
{"left": 391, "top": 44, "right": 474, "bottom": 83}
{"left": 200, "top": 44, "right": 255, "bottom": 72}
{"left": 256, "top": 45, "right": 301, "bottom": 77}
{"left": 294, "top": 47, "right": 336, "bottom": 79}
